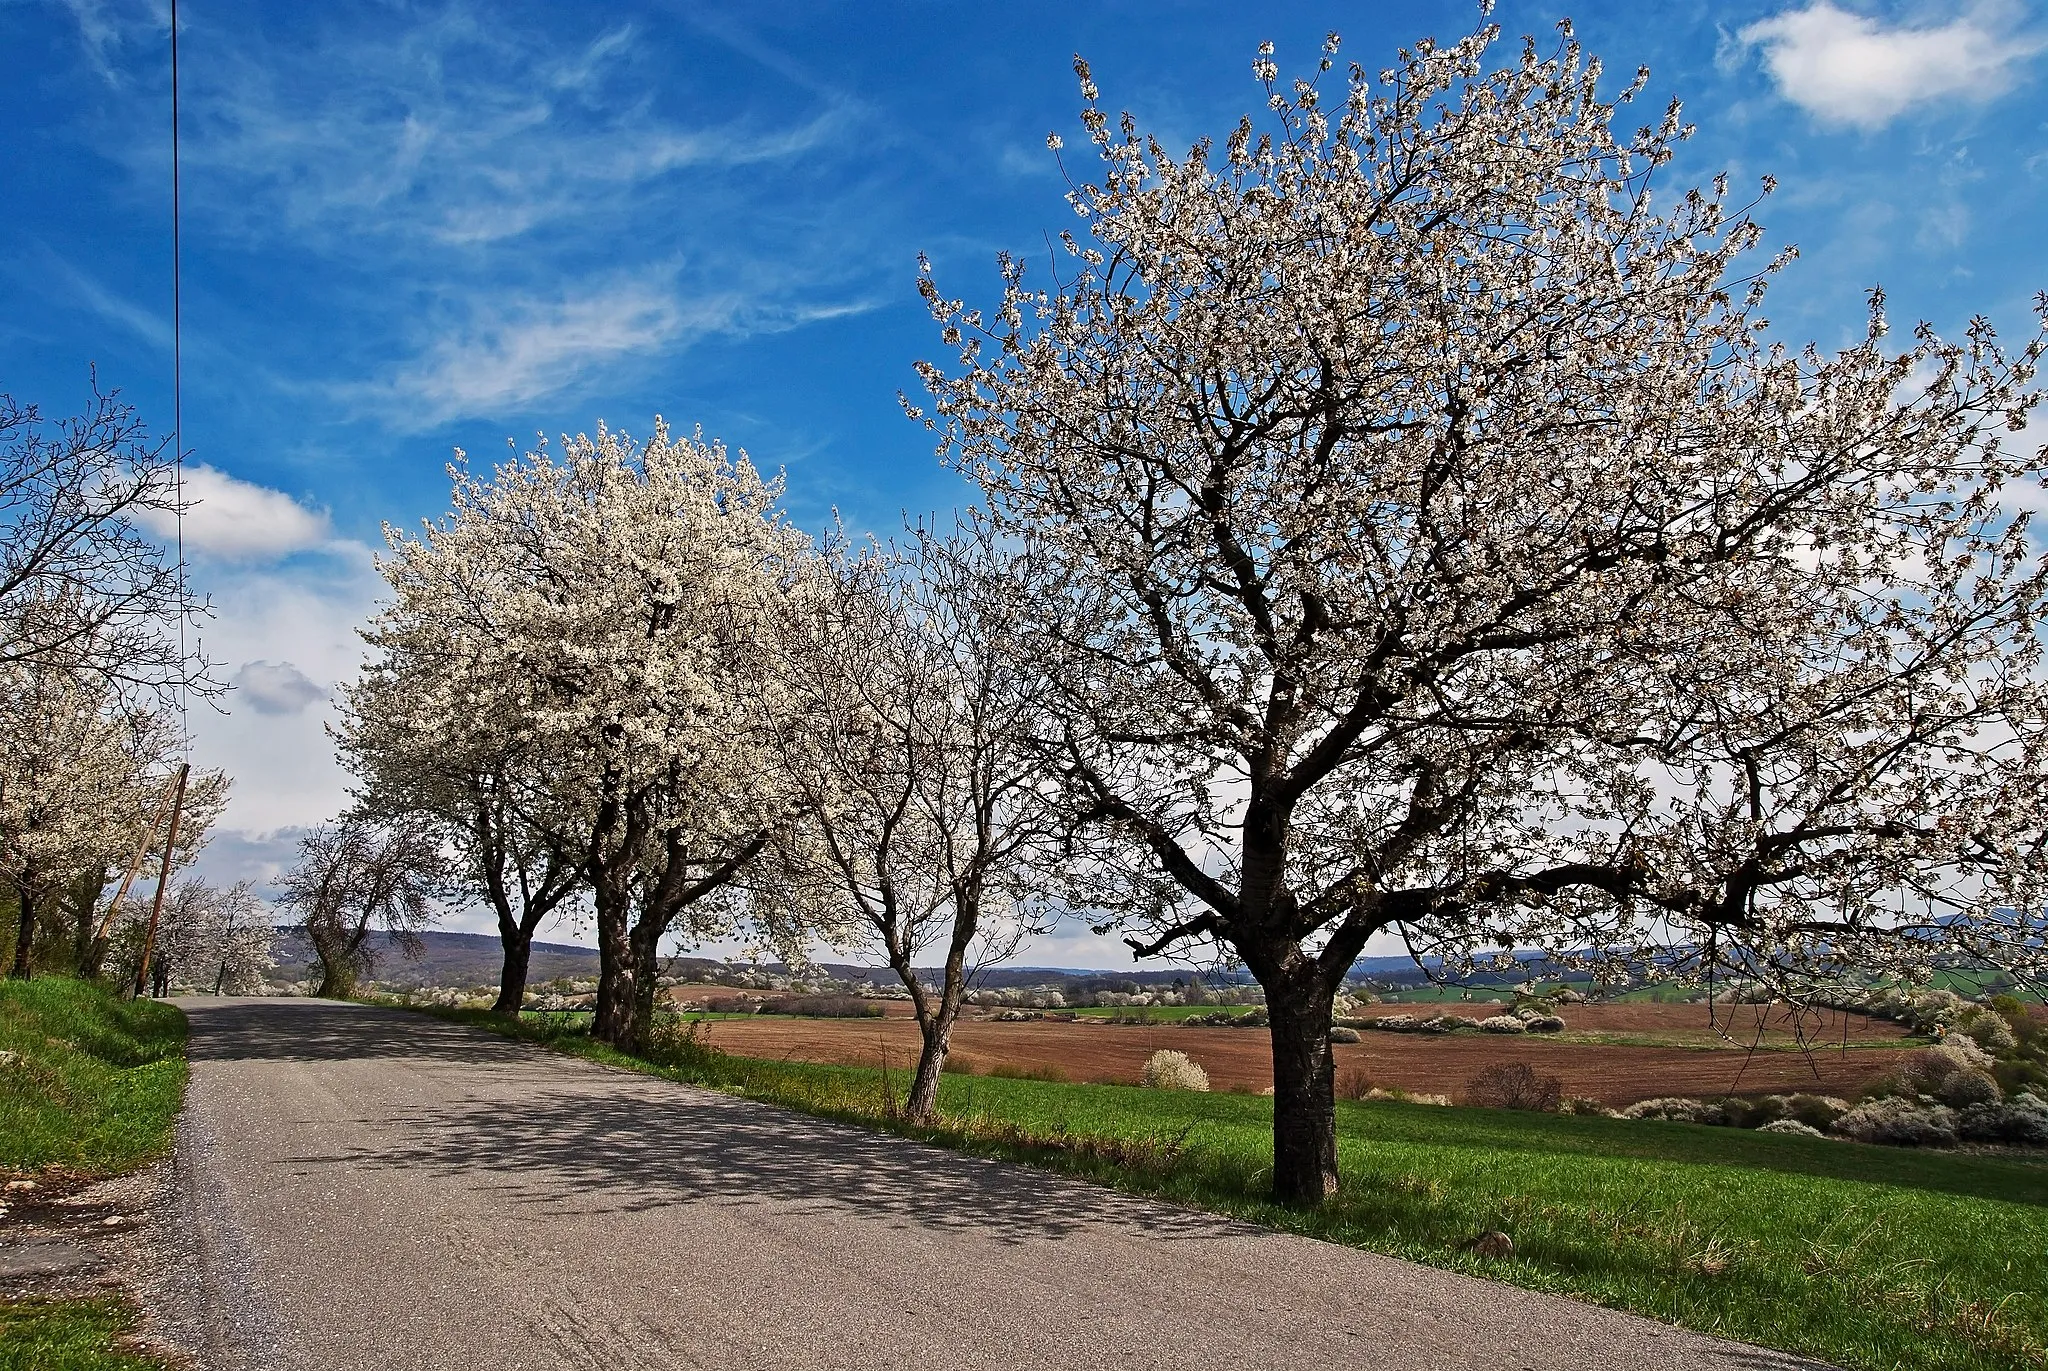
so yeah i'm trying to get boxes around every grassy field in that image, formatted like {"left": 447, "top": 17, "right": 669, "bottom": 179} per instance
{"left": 415, "top": 1004, "right": 2047, "bottom": 1371}
{"left": 0, "top": 978, "right": 187, "bottom": 1371}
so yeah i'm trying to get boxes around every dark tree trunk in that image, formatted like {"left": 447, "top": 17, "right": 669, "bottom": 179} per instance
{"left": 71, "top": 885, "right": 98, "bottom": 977}
{"left": 492, "top": 924, "right": 534, "bottom": 1016}
{"left": 1266, "top": 973, "right": 1340, "bottom": 1204}
{"left": 590, "top": 883, "right": 636, "bottom": 1047}
{"left": 312, "top": 911, "right": 372, "bottom": 999}
{"left": 627, "top": 916, "right": 664, "bottom": 1053}
{"left": 8, "top": 883, "right": 36, "bottom": 980}
{"left": 902, "top": 908, "right": 976, "bottom": 1124}
{"left": 314, "top": 956, "right": 354, "bottom": 999}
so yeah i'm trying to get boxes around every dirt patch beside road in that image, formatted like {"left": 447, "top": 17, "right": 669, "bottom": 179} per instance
{"left": 697, "top": 1014, "right": 1913, "bottom": 1105}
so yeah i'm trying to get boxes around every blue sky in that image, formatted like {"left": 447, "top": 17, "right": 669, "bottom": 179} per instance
{"left": 4, "top": 0, "right": 2045, "bottom": 965}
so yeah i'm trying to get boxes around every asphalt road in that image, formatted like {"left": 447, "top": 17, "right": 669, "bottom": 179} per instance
{"left": 156, "top": 997, "right": 1826, "bottom": 1371}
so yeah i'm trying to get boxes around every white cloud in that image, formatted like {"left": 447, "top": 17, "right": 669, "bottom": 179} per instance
{"left": 185, "top": 551, "right": 384, "bottom": 837}
{"left": 1738, "top": 3, "right": 2042, "bottom": 129}
{"left": 189, "top": 826, "right": 308, "bottom": 900}
{"left": 232, "top": 660, "right": 328, "bottom": 715}
{"left": 133, "top": 464, "right": 332, "bottom": 561}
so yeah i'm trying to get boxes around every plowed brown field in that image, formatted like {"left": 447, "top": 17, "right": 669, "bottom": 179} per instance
{"left": 696, "top": 1007, "right": 1916, "bottom": 1106}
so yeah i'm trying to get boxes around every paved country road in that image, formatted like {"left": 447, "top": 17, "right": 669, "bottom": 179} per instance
{"left": 150, "top": 997, "right": 1826, "bottom": 1371}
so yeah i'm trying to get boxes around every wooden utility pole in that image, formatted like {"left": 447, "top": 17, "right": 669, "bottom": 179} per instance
{"left": 133, "top": 762, "right": 190, "bottom": 999}
{"left": 82, "top": 771, "right": 181, "bottom": 980}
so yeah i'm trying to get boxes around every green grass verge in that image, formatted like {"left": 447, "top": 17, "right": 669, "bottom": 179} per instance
{"left": 0, "top": 1298, "right": 165, "bottom": 1371}
{"left": 0, "top": 978, "right": 187, "bottom": 1176}
{"left": 407, "top": 1003, "right": 2046, "bottom": 1371}
{"left": 0, "top": 978, "right": 186, "bottom": 1371}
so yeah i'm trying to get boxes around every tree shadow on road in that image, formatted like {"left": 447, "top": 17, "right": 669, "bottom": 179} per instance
{"left": 184, "top": 1000, "right": 1242, "bottom": 1244}
{"left": 182, "top": 999, "right": 551, "bottom": 1067}
{"left": 292, "top": 1078, "right": 1249, "bottom": 1245}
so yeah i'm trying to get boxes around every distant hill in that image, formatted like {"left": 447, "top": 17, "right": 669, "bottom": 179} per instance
{"left": 268, "top": 929, "right": 1274, "bottom": 991}
{"left": 270, "top": 929, "right": 601, "bottom": 989}
{"left": 267, "top": 928, "right": 1451, "bottom": 992}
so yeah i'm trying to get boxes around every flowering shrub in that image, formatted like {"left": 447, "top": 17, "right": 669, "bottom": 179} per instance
{"left": 1960, "top": 1010, "right": 2019, "bottom": 1054}
{"left": 1766, "top": 1093, "right": 1852, "bottom": 1130}
{"left": 1831, "top": 1097, "right": 1958, "bottom": 1147}
{"left": 1476, "top": 1014, "right": 1527, "bottom": 1034}
{"left": 1620, "top": 1097, "right": 1728, "bottom": 1125}
{"left": 1758, "top": 1119, "right": 1827, "bottom": 1138}
{"left": 1957, "top": 1093, "right": 2048, "bottom": 1145}
{"left": 1140, "top": 1049, "right": 1210, "bottom": 1091}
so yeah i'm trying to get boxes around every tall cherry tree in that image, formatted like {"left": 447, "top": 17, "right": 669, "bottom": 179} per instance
{"left": 912, "top": 19, "right": 2048, "bottom": 1202}
{"left": 369, "top": 421, "right": 808, "bottom": 1047}
{"left": 337, "top": 651, "right": 583, "bottom": 1016}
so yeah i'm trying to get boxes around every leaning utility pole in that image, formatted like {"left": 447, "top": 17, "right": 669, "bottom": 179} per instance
{"left": 81, "top": 771, "right": 182, "bottom": 981}
{"left": 133, "top": 762, "right": 191, "bottom": 999}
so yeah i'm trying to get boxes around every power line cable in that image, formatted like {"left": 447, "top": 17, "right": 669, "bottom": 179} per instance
{"left": 170, "top": 0, "right": 189, "bottom": 755}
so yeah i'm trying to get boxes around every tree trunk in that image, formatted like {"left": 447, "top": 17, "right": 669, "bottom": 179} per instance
{"left": 312, "top": 913, "right": 370, "bottom": 999}
{"left": 905, "top": 1006, "right": 957, "bottom": 1122}
{"left": 492, "top": 923, "right": 534, "bottom": 1015}
{"left": 314, "top": 956, "right": 354, "bottom": 999}
{"left": 627, "top": 917, "right": 664, "bottom": 1053}
{"left": 903, "top": 913, "right": 976, "bottom": 1124}
{"left": 591, "top": 885, "right": 636, "bottom": 1047}
{"left": 8, "top": 884, "right": 36, "bottom": 980}
{"left": 1266, "top": 974, "right": 1340, "bottom": 1205}
{"left": 71, "top": 884, "right": 98, "bottom": 977}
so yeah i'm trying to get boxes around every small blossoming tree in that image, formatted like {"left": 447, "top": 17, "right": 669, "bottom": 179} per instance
{"left": 767, "top": 522, "right": 1058, "bottom": 1121}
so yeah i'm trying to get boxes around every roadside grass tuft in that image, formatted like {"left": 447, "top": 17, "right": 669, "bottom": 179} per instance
{"left": 0, "top": 1297, "right": 167, "bottom": 1371}
{"left": 411, "top": 1001, "right": 2048, "bottom": 1371}
{"left": 0, "top": 978, "right": 186, "bottom": 1177}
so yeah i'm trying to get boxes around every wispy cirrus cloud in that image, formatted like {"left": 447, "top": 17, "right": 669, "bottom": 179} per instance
{"left": 66, "top": 1, "right": 885, "bottom": 428}
{"left": 1735, "top": 2, "right": 2043, "bottom": 130}
{"left": 178, "top": 11, "right": 850, "bottom": 253}
{"left": 343, "top": 266, "right": 880, "bottom": 429}
{"left": 27, "top": 248, "right": 175, "bottom": 352}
